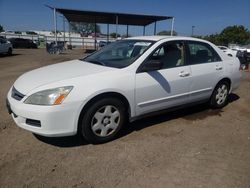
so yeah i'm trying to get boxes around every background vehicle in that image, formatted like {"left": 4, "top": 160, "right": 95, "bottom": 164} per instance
{"left": 236, "top": 50, "right": 249, "bottom": 69}
{"left": 218, "top": 46, "right": 237, "bottom": 57}
{"left": 7, "top": 36, "right": 241, "bottom": 144}
{"left": 8, "top": 38, "right": 37, "bottom": 49}
{"left": 0, "top": 38, "right": 13, "bottom": 55}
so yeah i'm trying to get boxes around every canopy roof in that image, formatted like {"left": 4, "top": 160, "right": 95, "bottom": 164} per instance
{"left": 52, "top": 7, "right": 172, "bottom": 26}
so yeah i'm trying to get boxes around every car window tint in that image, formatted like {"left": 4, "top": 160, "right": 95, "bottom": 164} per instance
{"left": 148, "top": 41, "right": 185, "bottom": 69}
{"left": 186, "top": 41, "right": 221, "bottom": 64}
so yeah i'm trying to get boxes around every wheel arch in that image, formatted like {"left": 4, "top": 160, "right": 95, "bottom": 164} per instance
{"left": 210, "top": 77, "right": 232, "bottom": 100}
{"left": 77, "top": 92, "right": 131, "bottom": 132}
{"left": 217, "top": 77, "right": 231, "bottom": 90}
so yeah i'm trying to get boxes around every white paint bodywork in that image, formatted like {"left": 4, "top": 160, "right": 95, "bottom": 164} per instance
{"left": 7, "top": 36, "right": 241, "bottom": 137}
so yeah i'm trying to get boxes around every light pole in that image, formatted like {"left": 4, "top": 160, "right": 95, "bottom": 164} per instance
{"left": 191, "top": 26, "right": 195, "bottom": 36}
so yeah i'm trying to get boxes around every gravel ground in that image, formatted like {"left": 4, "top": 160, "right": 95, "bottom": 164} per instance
{"left": 0, "top": 49, "right": 250, "bottom": 188}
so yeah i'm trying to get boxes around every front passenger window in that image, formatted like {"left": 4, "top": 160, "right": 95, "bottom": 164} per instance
{"left": 148, "top": 41, "right": 185, "bottom": 69}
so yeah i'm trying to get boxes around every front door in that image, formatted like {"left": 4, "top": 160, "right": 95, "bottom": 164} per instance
{"left": 135, "top": 41, "right": 192, "bottom": 116}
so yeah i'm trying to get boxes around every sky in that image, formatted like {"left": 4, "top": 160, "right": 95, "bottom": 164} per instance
{"left": 0, "top": 0, "right": 249, "bottom": 36}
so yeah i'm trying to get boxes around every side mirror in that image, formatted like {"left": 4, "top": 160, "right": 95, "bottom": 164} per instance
{"left": 141, "top": 59, "right": 163, "bottom": 72}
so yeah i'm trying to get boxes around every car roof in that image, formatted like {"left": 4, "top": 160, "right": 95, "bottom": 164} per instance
{"left": 125, "top": 35, "right": 208, "bottom": 43}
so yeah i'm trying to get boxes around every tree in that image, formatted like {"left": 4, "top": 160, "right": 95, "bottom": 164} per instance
{"left": 121, "top": 34, "right": 132, "bottom": 38}
{"left": 220, "top": 25, "right": 250, "bottom": 45}
{"left": 196, "top": 25, "right": 250, "bottom": 46}
{"left": 0, "top": 25, "right": 4, "bottom": 32}
{"left": 202, "top": 34, "right": 222, "bottom": 45}
{"left": 157, "top": 30, "right": 177, "bottom": 36}
{"left": 70, "top": 22, "right": 101, "bottom": 35}
{"left": 110, "top": 32, "right": 121, "bottom": 38}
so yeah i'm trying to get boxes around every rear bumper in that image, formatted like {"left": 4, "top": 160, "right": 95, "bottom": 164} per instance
{"left": 7, "top": 90, "right": 81, "bottom": 137}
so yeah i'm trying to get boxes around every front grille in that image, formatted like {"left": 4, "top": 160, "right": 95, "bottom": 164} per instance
{"left": 11, "top": 87, "right": 25, "bottom": 101}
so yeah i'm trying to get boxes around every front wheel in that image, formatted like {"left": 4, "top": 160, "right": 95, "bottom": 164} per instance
{"left": 80, "top": 98, "right": 126, "bottom": 144}
{"left": 210, "top": 81, "right": 229, "bottom": 108}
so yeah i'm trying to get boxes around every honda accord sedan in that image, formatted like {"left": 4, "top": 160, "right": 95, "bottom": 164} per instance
{"left": 7, "top": 36, "right": 241, "bottom": 144}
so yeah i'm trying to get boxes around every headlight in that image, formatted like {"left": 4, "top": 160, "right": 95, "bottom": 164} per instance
{"left": 24, "top": 86, "right": 73, "bottom": 105}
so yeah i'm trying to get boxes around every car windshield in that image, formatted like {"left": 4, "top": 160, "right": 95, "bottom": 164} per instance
{"left": 82, "top": 40, "right": 154, "bottom": 68}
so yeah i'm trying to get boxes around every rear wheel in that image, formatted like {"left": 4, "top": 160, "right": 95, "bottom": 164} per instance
{"left": 210, "top": 81, "right": 229, "bottom": 108}
{"left": 80, "top": 98, "right": 126, "bottom": 144}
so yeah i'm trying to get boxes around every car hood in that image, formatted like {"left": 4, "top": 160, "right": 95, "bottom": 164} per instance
{"left": 14, "top": 59, "right": 115, "bottom": 94}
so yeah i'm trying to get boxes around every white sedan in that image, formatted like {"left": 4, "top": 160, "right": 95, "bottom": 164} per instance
{"left": 7, "top": 36, "right": 241, "bottom": 144}
{"left": 0, "top": 38, "right": 12, "bottom": 55}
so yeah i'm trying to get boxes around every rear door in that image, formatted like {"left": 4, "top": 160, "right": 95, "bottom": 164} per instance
{"left": 135, "top": 40, "right": 192, "bottom": 116}
{"left": 185, "top": 41, "right": 224, "bottom": 102}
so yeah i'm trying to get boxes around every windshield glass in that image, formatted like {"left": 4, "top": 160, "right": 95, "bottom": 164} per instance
{"left": 82, "top": 40, "right": 154, "bottom": 68}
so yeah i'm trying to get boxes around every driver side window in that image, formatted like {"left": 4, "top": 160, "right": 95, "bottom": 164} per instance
{"left": 148, "top": 41, "right": 185, "bottom": 69}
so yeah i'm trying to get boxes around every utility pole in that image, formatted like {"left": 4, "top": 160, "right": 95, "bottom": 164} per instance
{"left": 191, "top": 26, "right": 195, "bottom": 36}
{"left": 53, "top": 8, "right": 57, "bottom": 45}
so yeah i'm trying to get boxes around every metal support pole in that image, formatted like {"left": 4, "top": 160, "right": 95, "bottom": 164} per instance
{"left": 143, "top": 26, "right": 146, "bottom": 36}
{"left": 171, "top": 17, "right": 175, "bottom": 36}
{"left": 63, "top": 16, "right": 66, "bottom": 45}
{"left": 107, "top": 24, "right": 109, "bottom": 42}
{"left": 116, "top": 15, "right": 119, "bottom": 38}
{"left": 154, "top": 22, "right": 157, "bottom": 35}
{"left": 68, "top": 21, "right": 71, "bottom": 46}
{"left": 126, "top": 25, "right": 129, "bottom": 37}
{"left": 94, "top": 20, "right": 97, "bottom": 50}
{"left": 53, "top": 8, "right": 57, "bottom": 44}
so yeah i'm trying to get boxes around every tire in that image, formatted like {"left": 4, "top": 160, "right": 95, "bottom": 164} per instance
{"left": 7, "top": 48, "right": 12, "bottom": 55}
{"left": 210, "top": 81, "right": 230, "bottom": 109}
{"left": 80, "top": 98, "right": 126, "bottom": 144}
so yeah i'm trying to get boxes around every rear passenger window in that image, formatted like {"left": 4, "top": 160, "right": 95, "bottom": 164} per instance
{"left": 186, "top": 41, "right": 221, "bottom": 64}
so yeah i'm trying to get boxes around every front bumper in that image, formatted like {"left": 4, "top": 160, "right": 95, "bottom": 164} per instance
{"left": 7, "top": 90, "right": 81, "bottom": 137}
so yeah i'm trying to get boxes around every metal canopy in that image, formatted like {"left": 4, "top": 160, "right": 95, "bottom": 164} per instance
{"left": 45, "top": 5, "right": 175, "bottom": 51}
{"left": 55, "top": 7, "right": 172, "bottom": 26}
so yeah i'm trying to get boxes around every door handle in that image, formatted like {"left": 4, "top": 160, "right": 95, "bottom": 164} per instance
{"left": 179, "top": 71, "right": 190, "bottom": 77}
{"left": 215, "top": 65, "right": 223, "bottom": 70}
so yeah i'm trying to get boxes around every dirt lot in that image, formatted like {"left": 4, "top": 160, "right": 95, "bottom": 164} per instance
{"left": 0, "top": 49, "right": 250, "bottom": 188}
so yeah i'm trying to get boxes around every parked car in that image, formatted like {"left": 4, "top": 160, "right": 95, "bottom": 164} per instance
{"left": 217, "top": 46, "right": 237, "bottom": 57}
{"left": 236, "top": 50, "right": 248, "bottom": 69}
{"left": 0, "top": 38, "right": 13, "bottom": 55}
{"left": 8, "top": 38, "right": 37, "bottom": 49}
{"left": 6, "top": 36, "right": 241, "bottom": 144}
